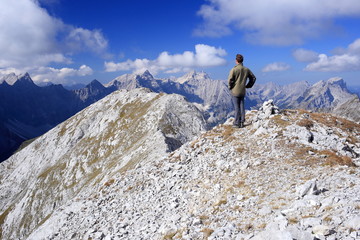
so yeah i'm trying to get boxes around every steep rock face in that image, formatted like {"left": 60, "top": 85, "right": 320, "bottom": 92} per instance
{"left": 178, "top": 71, "right": 232, "bottom": 125}
{"left": 333, "top": 96, "right": 360, "bottom": 123}
{"left": 74, "top": 79, "right": 112, "bottom": 103}
{"left": 21, "top": 102, "right": 360, "bottom": 240}
{"left": 0, "top": 88, "right": 207, "bottom": 240}
{"left": 296, "top": 77, "right": 355, "bottom": 111}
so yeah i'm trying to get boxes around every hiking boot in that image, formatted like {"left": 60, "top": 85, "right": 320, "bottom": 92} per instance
{"left": 239, "top": 122, "right": 244, "bottom": 128}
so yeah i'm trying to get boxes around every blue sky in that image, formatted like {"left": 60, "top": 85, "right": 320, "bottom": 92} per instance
{"left": 1, "top": 0, "right": 360, "bottom": 87}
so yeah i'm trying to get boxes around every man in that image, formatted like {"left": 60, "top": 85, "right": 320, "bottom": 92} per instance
{"left": 228, "top": 54, "right": 256, "bottom": 128}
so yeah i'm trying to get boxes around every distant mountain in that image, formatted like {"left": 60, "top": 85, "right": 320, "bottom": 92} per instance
{"left": 106, "top": 70, "right": 359, "bottom": 124}
{"left": 333, "top": 96, "right": 360, "bottom": 123}
{"left": 74, "top": 79, "right": 113, "bottom": 103}
{"left": 106, "top": 70, "right": 232, "bottom": 126}
{"left": 296, "top": 77, "right": 354, "bottom": 111}
{"left": 0, "top": 73, "right": 112, "bottom": 162}
{"left": 247, "top": 77, "right": 359, "bottom": 122}
{"left": 63, "top": 83, "right": 87, "bottom": 90}
{"left": 248, "top": 81, "right": 311, "bottom": 109}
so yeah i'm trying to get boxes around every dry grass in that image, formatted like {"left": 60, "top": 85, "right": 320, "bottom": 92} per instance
{"left": 288, "top": 217, "right": 299, "bottom": 224}
{"left": 103, "top": 179, "right": 115, "bottom": 187}
{"left": 323, "top": 215, "right": 332, "bottom": 222}
{"left": 235, "top": 146, "right": 245, "bottom": 153}
{"left": 162, "top": 231, "right": 177, "bottom": 240}
{"left": 233, "top": 180, "right": 246, "bottom": 188}
{"left": 201, "top": 228, "right": 214, "bottom": 238}
{"left": 0, "top": 205, "right": 13, "bottom": 239}
{"left": 319, "top": 150, "right": 356, "bottom": 167}
{"left": 297, "top": 119, "right": 314, "bottom": 129}
{"left": 213, "top": 198, "right": 227, "bottom": 207}
{"left": 257, "top": 223, "right": 267, "bottom": 229}
{"left": 221, "top": 125, "right": 236, "bottom": 141}
{"left": 243, "top": 223, "right": 253, "bottom": 231}
{"left": 311, "top": 112, "right": 359, "bottom": 131}
{"left": 270, "top": 114, "right": 292, "bottom": 128}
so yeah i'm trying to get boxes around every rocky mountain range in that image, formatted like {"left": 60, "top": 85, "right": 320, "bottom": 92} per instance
{"left": 106, "top": 70, "right": 360, "bottom": 125}
{"left": 0, "top": 73, "right": 112, "bottom": 162}
{"left": 247, "top": 77, "right": 358, "bottom": 114}
{"left": 105, "top": 70, "right": 232, "bottom": 126}
{"left": 0, "top": 90, "right": 359, "bottom": 239}
{"left": 1, "top": 71, "right": 359, "bottom": 163}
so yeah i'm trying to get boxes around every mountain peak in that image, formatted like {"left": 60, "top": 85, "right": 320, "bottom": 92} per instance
{"left": 327, "top": 77, "right": 346, "bottom": 88}
{"left": 142, "top": 70, "right": 153, "bottom": 77}
{"left": 0, "top": 72, "right": 35, "bottom": 86}
{"left": 177, "top": 70, "right": 211, "bottom": 84}
{"left": 0, "top": 72, "right": 18, "bottom": 85}
{"left": 137, "top": 70, "right": 154, "bottom": 80}
{"left": 87, "top": 79, "right": 105, "bottom": 89}
{"left": 14, "top": 72, "right": 36, "bottom": 87}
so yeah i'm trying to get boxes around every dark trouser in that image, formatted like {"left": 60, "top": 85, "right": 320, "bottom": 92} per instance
{"left": 232, "top": 95, "right": 245, "bottom": 126}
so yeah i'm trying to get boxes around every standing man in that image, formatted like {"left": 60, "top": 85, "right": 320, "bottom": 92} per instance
{"left": 228, "top": 54, "right": 256, "bottom": 128}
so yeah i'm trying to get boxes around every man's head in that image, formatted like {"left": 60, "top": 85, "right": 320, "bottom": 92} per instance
{"left": 236, "top": 54, "right": 243, "bottom": 64}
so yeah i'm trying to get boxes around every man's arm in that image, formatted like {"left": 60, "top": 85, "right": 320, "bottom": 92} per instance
{"left": 245, "top": 70, "right": 256, "bottom": 88}
{"left": 228, "top": 68, "right": 235, "bottom": 90}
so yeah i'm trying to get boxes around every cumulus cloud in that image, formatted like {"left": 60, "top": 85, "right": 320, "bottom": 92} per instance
{"left": 0, "top": 0, "right": 64, "bottom": 68}
{"left": 31, "top": 65, "right": 94, "bottom": 83}
{"left": 305, "top": 54, "right": 360, "bottom": 72}
{"left": 262, "top": 62, "right": 290, "bottom": 72}
{"left": 293, "top": 49, "right": 319, "bottom": 62}
{"left": 304, "top": 38, "right": 360, "bottom": 72}
{"left": 105, "top": 44, "right": 227, "bottom": 74}
{"left": 65, "top": 27, "right": 108, "bottom": 55}
{"left": 0, "top": 0, "right": 107, "bottom": 78}
{"left": 195, "top": 0, "right": 360, "bottom": 45}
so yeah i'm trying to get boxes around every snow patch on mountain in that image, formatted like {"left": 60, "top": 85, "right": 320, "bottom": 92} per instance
{"left": 176, "top": 70, "right": 212, "bottom": 84}
{"left": 0, "top": 72, "right": 34, "bottom": 86}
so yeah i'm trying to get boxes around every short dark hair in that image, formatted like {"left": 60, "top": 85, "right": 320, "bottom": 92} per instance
{"left": 236, "top": 54, "right": 243, "bottom": 63}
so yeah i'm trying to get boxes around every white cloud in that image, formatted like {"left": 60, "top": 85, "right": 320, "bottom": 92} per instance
{"left": 105, "top": 44, "right": 227, "bottom": 74}
{"left": 304, "top": 38, "right": 360, "bottom": 72}
{"left": 305, "top": 54, "right": 360, "bottom": 72}
{"left": 293, "top": 49, "right": 319, "bottom": 62}
{"left": 0, "top": 0, "right": 64, "bottom": 68}
{"left": 262, "top": 62, "right": 290, "bottom": 72}
{"left": 348, "top": 38, "right": 360, "bottom": 55}
{"left": 65, "top": 27, "right": 108, "bottom": 55}
{"left": 195, "top": 0, "right": 360, "bottom": 45}
{"left": 31, "top": 65, "right": 94, "bottom": 83}
{"left": 0, "top": 0, "right": 107, "bottom": 73}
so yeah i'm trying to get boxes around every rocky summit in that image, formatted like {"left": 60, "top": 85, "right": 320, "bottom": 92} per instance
{"left": 4, "top": 96, "right": 358, "bottom": 240}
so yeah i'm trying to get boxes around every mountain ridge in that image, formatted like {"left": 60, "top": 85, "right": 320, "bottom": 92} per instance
{"left": 0, "top": 88, "right": 207, "bottom": 240}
